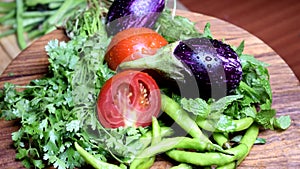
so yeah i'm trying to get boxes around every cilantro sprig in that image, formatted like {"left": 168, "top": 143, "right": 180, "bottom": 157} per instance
{"left": 0, "top": 3, "right": 144, "bottom": 169}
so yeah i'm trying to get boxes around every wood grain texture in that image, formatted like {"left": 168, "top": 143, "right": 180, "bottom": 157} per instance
{"left": 1, "top": 10, "right": 300, "bottom": 168}
{"left": 0, "top": 32, "right": 21, "bottom": 75}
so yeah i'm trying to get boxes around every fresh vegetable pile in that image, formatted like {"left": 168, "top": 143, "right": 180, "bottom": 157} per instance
{"left": 0, "top": 0, "right": 291, "bottom": 169}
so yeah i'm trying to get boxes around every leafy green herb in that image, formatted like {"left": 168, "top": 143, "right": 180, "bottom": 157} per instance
{"left": 180, "top": 40, "right": 291, "bottom": 131}
{"left": 233, "top": 40, "right": 245, "bottom": 57}
{"left": 231, "top": 135, "right": 266, "bottom": 145}
{"left": 0, "top": 3, "right": 144, "bottom": 168}
{"left": 274, "top": 115, "right": 291, "bottom": 130}
{"left": 180, "top": 97, "right": 210, "bottom": 118}
{"left": 181, "top": 95, "right": 242, "bottom": 132}
{"left": 201, "top": 22, "right": 213, "bottom": 39}
{"left": 0, "top": 3, "right": 292, "bottom": 168}
{"left": 155, "top": 9, "right": 201, "bottom": 43}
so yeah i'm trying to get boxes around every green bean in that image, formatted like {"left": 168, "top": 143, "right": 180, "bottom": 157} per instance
{"left": 49, "top": 2, "right": 64, "bottom": 9}
{"left": 130, "top": 156, "right": 155, "bottom": 169}
{"left": 45, "top": 0, "right": 85, "bottom": 26}
{"left": 16, "top": 0, "right": 26, "bottom": 50}
{"left": 136, "top": 137, "right": 226, "bottom": 160}
{"left": 0, "top": 29, "right": 15, "bottom": 39}
{"left": 213, "top": 133, "right": 231, "bottom": 149}
{"left": 0, "top": 2, "right": 16, "bottom": 13}
{"left": 0, "top": 10, "right": 15, "bottom": 24}
{"left": 161, "top": 94, "right": 211, "bottom": 143}
{"left": 137, "top": 126, "right": 174, "bottom": 151}
{"left": 170, "top": 163, "right": 193, "bottom": 169}
{"left": 196, "top": 117, "right": 254, "bottom": 133}
{"left": 0, "top": 18, "right": 15, "bottom": 26}
{"left": 166, "top": 143, "right": 248, "bottom": 166}
{"left": 152, "top": 116, "right": 161, "bottom": 145}
{"left": 25, "top": 0, "right": 64, "bottom": 6}
{"left": 130, "top": 117, "right": 161, "bottom": 169}
{"left": 237, "top": 124, "right": 259, "bottom": 165}
{"left": 0, "top": 24, "right": 37, "bottom": 39}
{"left": 235, "top": 117, "right": 254, "bottom": 131}
{"left": 27, "top": 29, "right": 44, "bottom": 40}
{"left": 119, "top": 163, "right": 127, "bottom": 169}
{"left": 22, "top": 11, "right": 57, "bottom": 18}
{"left": 166, "top": 150, "right": 235, "bottom": 166}
{"left": 74, "top": 142, "right": 122, "bottom": 169}
{"left": 23, "top": 17, "right": 46, "bottom": 27}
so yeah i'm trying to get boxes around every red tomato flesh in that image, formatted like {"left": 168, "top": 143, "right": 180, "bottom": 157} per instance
{"left": 105, "top": 27, "right": 168, "bottom": 70}
{"left": 97, "top": 70, "right": 161, "bottom": 128}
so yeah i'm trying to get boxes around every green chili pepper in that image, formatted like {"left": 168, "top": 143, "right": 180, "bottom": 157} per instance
{"left": 130, "top": 117, "right": 161, "bottom": 169}
{"left": 130, "top": 157, "right": 155, "bottom": 169}
{"left": 161, "top": 94, "right": 211, "bottom": 143}
{"left": 237, "top": 124, "right": 259, "bottom": 165}
{"left": 166, "top": 143, "right": 248, "bottom": 166}
{"left": 16, "top": 0, "right": 26, "bottom": 50}
{"left": 213, "top": 132, "right": 231, "bottom": 149}
{"left": 196, "top": 117, "right": 254, "bottom": 132}
{"left": 74, "top": 142, "right": 122, "bottom": 169}
{"left": 152, "top": 116, "right": 161, "bottom": 145}
{"left": 216, "top": 162, "right": 236, "bottom": 169}
{"left": 137, "top": 126, "right": 174, "bottom": 151}
{"left": 136, "top": 136, "right": 224, "bottom": 159}
{"left": 166, "top": 150, "right": 235, "bottom": 166}
{"left": 0, "top": 10, "right": 15, "bottom": 24}
{"left": 235, "top": 117, "right": 254, "bottom": 131}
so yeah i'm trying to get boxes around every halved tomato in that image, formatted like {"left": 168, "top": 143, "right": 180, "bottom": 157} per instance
{"left": 105, "top": 27, "right": 168, "bottom": 70}
{"left": 97, "top": 70, "right": 161, "bottom": 128}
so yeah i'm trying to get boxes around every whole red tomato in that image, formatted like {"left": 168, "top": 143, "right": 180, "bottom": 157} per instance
{"left": 105, "top": 27, "right": 168, "bottom": 70}
{"left": 97, "top": 70, "right": 161, "bottom": 128}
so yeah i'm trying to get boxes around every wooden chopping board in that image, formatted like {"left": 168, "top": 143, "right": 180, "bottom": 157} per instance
{"left": 1, "top": 10, "right": 300, "bottom": 168}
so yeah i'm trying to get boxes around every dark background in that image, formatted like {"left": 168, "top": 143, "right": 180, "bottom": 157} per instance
{"left": 179, "top": 0, "right": 300, "bottom": 80}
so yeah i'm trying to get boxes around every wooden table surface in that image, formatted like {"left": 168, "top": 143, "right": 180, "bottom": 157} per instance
{"left": 1, "top": 10, "right": 300, "bottom": 168}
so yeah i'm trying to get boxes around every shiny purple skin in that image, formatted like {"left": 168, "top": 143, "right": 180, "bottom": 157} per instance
{"left": 105, "top": 0, "right": 165, "bottom": 36}
{"left": 173, "top": 37, "right": 243, "bottom": 98}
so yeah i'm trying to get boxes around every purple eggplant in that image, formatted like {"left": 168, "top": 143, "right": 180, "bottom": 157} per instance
{"left": 105, "top": 0, "right": 165, "bottom": 36}
{"left": 119, "top": 37, "right": 243, "bottom": 99}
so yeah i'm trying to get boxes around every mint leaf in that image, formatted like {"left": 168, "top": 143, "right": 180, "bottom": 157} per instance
{"left": 215, "top": 115, "right": 236, "bottom": 132}
{"left": 180, "top": 97, "right": 210, "bottom": 118}
{"left": 231, "top": 135, "right": 266, "bottom": 144}
{"left": 211, "top": 95, "right": 243, "bottom": 114}
{"left": 155, "top": 9, "right": 201, "bottom": 42}
{"left": 274, "top": 115, "right": 291, "bottom": 130}
{"left": 255, "top": 109, "right": 276, "bottom": 129}
{"left": 255, "top": 137, "right": 267, "bottom": 144}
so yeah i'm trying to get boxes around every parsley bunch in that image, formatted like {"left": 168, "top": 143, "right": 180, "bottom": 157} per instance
{"left": 0, "top": 2, "right": 145, "bottom": 169}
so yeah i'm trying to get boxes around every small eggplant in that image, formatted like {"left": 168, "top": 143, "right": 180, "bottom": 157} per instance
{"left": 119, "top": 37, "right": 243, "bottom": 99}
{"left": 105, "top": 0, "right": 165, "bottom": 36}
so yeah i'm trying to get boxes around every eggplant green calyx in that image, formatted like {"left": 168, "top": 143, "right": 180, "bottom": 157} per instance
{"left": 119, "top": 37, "right": 243, "bottom": 99}
{"left": 118, "top": 41, "right": 191, "bottom": 82}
